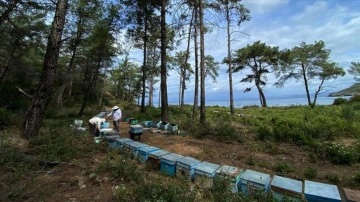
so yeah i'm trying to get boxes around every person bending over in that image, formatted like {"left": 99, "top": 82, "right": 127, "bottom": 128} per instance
{"left": 89, "top": 117, "right": 106, "bottom": 137}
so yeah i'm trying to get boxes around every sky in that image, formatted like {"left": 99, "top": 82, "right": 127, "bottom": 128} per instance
{"left": 127, "top": 0, "right": 360, "bottom": 103}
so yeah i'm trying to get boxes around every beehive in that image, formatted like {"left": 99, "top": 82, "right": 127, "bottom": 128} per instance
{"left": 142, "top": 121, "right": 153, "bottom": 128}
{"left": 304, "top": 180, "right": 341, "bottom": 202}
{"left": 129, "top": 118, "right": 138, "bottom": 125}
{"left": 103, "top": 134, "right": 119, "bottom": 148}
{"left": 129, "top": 125, "right": 143, "bottom": 133}
{"left": 114, "top": 138, "right": 133, "bottom": 150}
{"left": 159, "top": 122, "right": 169, "bottom": 130}
{"left": 123, "top": 141, "right": 149, "bottom": 158}
{"left": 148, "top": 150, "right": 170, "bottom": 170}
{"left": 137, "top": 146, "right": 160, "bottom": 163}
{"left": 271, "top": 175, "right": 303, "bottom": 202}
{"left": 343, "top": 188, "right": 360, "bottom": 202}
{"left": 175, "top": 156, "right": 200, "bottom": 181}
{"left": 238, "top": 169, "right": 271, "bottom": 196}
{"left": 194, "top": 162, "right": 220, "bottom": 188}
{"left": 152, "top": 120, "right": 161, "bottom": 128}
{"left": 215, "top": 165, "right": 244, "bottom": 193}
{"left": 160, "top": 153, "right": 184, "bottom": 176}
{"left": 168, "top": 124, "right": 178, "bottom": 132}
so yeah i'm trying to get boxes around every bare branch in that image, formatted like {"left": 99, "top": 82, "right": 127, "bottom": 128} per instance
{"left": 16, "top": 86, "right": 33, "bottom": 99}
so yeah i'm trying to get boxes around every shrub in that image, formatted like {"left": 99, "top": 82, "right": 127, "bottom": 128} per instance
{"left": 326, "top": 143, "right": 358, "bottom": 165}
{"left": 304, "top": 166, "right": 317, "bottom": 179}
{"left": 353, "top": 172, "right": 360, "bottom": 186}
{"left": 325, "top": 173, "right": 340, "bottom": 184}
{"left": 246, "top": 156, "right": 256, "bottom": 166}
{"left": 332, "top": 97, "right": 348, "bottom": 105}
{"left": 341, "top": 106, "right": 355, "bottom": 122}
{"left": 0, "top": 108, "right": 11, "bottom": 129}
{"left": 274, "top": 162, "right": 293, "bottom": 174}
{"left": 349, "top": 94, "right": 360, "bottom": 103}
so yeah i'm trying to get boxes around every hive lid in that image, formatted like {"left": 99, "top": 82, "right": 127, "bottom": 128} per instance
{"left": 138, "top": 146, "right": 160, "bottom": 153}
{"left": 103, "top": 135, "right": 118, "bottom": 140}
{"left": 304, "top": 180, "right": 341, "bottom": 200}
{"left": 194, "top": 162, "right": 220, "bottom": 174}
{"left": 149, "top": 150, "right": 170, "bottom": 158}
{"left": 115, "top": 138, "right": 133, "bottom": 143}
{"left": 161, "top": 153, "right": 184, "bottom": 162}
{"left": 216, "top": 165, "right": 243, "bottom": 177}
{"left": 130, "top": 124, "right": 143, "bottom": 129}
{"left": 176, "top": 156, "right": 200, "bottom": 166}
{"left": 271, "top": 175, "right": 302, "bottom": 194}
{"left": 240, "top": 169, "right": 270, "bottom": 185}
{"left": 125, "top": 141, "right": 148, "bottom": 148}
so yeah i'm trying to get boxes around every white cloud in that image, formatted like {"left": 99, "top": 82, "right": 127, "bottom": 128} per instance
{"left": 243, "top": 0, "right": 289, "bottom": 14}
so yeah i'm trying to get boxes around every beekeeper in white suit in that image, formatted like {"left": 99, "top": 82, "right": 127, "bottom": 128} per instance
{"left": 88, "top": 117, "right": 106, "bottom": 137}
{"left": 107, "top": 106, "right": 122, "bottom": 133}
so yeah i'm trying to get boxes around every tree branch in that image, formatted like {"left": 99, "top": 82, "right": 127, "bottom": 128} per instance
{"left": 16, "top": 86, "right": 33, "bottom": 99}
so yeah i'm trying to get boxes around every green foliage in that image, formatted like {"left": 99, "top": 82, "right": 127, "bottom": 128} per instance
{"left": 212, "top": 177, "right": 247, "bottom": 202}
{"left": 274, "top": 162, "right": 293, "bottom": 174}
{"left": 325, "top": 173, "right": 340, "bottom": 184}
{"left": 341, "top": 106, "right": 355, "bottom": 122}
{"left": 349, "top": 94, "right": 360, "bottom": 103}
{"left": 303, "top": 166, "right": 317, "bottom": 179}
{"left": 326, "top": 143, "right": 358, "bottom": 165}
{"left": 246, "top": 156, "right": 256, "bottom": 166}
{"left": 332, "top": 97, "right": 348, "bottom": 105}
{"left": 353, "top": 172, "right": 360, "bottom": 186}
{"left": 29, "top": 128, "right": 79, "bottom": 161}
{"left": 0, "top": 108, "right": 12, "bottom": 129}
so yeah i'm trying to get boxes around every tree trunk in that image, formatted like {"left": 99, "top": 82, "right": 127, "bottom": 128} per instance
{"left": 199, "top": 0, "right": 206, "bottom": 124}
{"left": 192, "top": 0, "right": 199, "bottom": 120}
{"left": 160, "top": 0, "right": 168, "bottom": 122}
{"left": 0, "top": 38, "right": 19, "bottom": 81}
{"left": 0, "top": 0, "right": 21, "bottom": 28}
{"left": 21, "top": 0, "right": 68, "bottom": 139}
{"left": 312, "top": 77, "right": 325, "bottom": 108}
{"left": 180, "top": 70, "right": 186, "bottom": 113}
{"left": 225, "top": 1, "right": 234, "bottom": 114}
{"left": 141, "top": 7, "right": 148, "bottom": 113}
{"left": 183, "top": 10, "right": 194, "bottom": 114}
{"left": 255, "top": 81, "right": 267, "bottom": 107}
{"left": 301, "top": 64, "right": 312, "bottom": 106}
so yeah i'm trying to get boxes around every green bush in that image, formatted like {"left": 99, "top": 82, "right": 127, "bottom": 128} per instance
{"left": 274, "top": 162, "right": 293, "bottom": 174}
{"left": 326, "top": 143, "right": 358, "bottom": 165}
{"left": 349, "top": 94, "right": 360, "bottom": 103}
{"left": 341, "top": 106, "right": 355, "bottom": 122}
{"left": 353, "top": 172, "right": 360, "bottom": 186}
{"left": 304, "top": 166, "right": 317, "bottom": 179}
{"left": 0, "top": 108, "right": 11, "bottom": 129}
{"left": 325, "top": 173, "right": 340, "bottom": 184}
{"left": 332, "top": 97, "right": 348, "bottom": 105}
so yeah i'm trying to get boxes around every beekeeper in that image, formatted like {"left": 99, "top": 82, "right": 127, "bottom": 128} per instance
{"left": 107, "top": 106, "right": 122, "bottom": 132}
{"left": 88, "top": 117, "right": 106, "bottom": 137}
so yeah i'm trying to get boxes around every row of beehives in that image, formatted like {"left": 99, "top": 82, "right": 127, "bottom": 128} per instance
{"left": 103, "top": 135, "right": 359, "bottom": 202}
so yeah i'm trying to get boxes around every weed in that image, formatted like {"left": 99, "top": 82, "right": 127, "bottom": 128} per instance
{"left": 325, "top": 173, "right": 340, "bottom": 184}
{"left": 274, "top": 162, "right": 293, "bottom": 174}
{"left": 353, "top": 173, "right": 360, "bottom": 186}
{"left": 341, "top": 106, "right": 355, "bottom": 122}
{"left": 246, "top": 156, "right": 256, "bottom": 166}
{"left": 326, "top": 143, "right": 358, "bottom": 165}
{"left": 304, "top": 166, "right": 317, "bottom": 179}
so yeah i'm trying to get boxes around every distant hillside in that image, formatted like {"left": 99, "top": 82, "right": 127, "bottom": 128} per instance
{"left": 328, "top": 83, "right": 360, "bottom": 97}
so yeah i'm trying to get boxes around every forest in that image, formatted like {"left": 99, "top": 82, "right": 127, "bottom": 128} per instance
{"left": 1, "top": 0, "right": 360, "bottom": 201}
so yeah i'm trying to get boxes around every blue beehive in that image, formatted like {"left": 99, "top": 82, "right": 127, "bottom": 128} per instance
{"left": 123, "top": 141, "right": 149, "bottom": 158}
{"left": 215, "top": 165, "right": 244, "bottom": 193}
{"left": 103, "top": 134, "right": 119, "bottom": 148}
{"left": 152, "top": 120, "right": 161, "bottom": 128}
{"left": 168, "top": 124, "right": 178, "bottom": 132}
{"left": 137, "top": 146, "right": 160, "bottom": 163}
{"left": 142, "top": 121, "right": 153, "bottom": 128}
{"left": 176, "top": 156, "right": 200, "bottom": 181}
{"left": 159, "top": 122, "right": 169, "bottom": 130}
{"left": 343, "top": 188, "right": 360, "bottom": 202}
{"left": 129, "top": 124, "right": 143, "bottom": 133}
{"left": 160, "top": 153, "right": 184, "bottom": 176}
{"left": 304, "top": 180, "right": 341, "bottom": 202}
{"left": 238, "top": 169, "right": 271, "bottom": 195}
{"left": 114, "top": 138, "right": 133, "bottom": 150}
{"left": 271, "top": 175, "right": 303, "bottom": 202}
{"left": 148, "top": 150, "right": 170, "bottom": 170}
{"left": 194, "top": 162, "right": 220, "bottom": 188}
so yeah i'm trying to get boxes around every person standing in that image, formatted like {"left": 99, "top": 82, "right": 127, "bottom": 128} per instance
{"left": 88, "top": 117, "right": 106, "bottom": 137}
{"left": 107, "top": 106, "right": 122, "bottom": 133}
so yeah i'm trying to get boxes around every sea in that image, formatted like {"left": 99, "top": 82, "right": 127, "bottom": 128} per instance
{"left": 155, "top": 94, "right": 350, "bottom": 108}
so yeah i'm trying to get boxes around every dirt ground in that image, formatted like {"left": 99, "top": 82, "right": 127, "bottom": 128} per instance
{"left": 4, "top": 121, "right": 359, "bottom": 202}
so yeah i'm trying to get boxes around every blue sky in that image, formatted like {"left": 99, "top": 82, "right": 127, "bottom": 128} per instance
{"left": 125, "top": 0, "right": 360, "bottom": 103}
